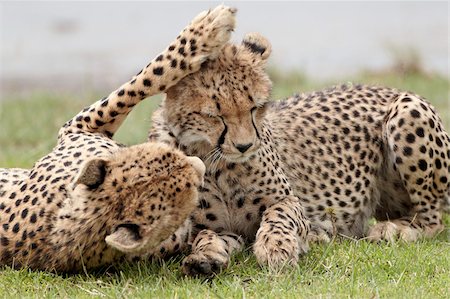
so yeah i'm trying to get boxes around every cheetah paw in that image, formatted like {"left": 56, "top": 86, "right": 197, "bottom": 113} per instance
{"left": 182, "top": 252, "right": 227, "bottom": 277}
{"left": 253, "top": 231, "right": 308, "bottom": 269}
{"left": 186, "top": 5, "right": 236, "bottom": 62}
{"left": 307, "top": 224, "right": 333, "bottom": 243}
{"left": 367, "top": 220, "right": 421, "bottom": 242}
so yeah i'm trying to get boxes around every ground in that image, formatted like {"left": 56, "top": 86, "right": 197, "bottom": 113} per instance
{"left": 0, "top": 70, "right": 449, "bottom": 297}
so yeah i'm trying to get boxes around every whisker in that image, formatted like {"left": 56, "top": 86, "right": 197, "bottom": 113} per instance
{"left": 204, "top": 147, "right": 220, "bottom": 164}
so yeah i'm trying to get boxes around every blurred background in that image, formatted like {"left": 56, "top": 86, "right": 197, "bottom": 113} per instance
{"left": 0, "top": 1, "right": 449, "bottom": 167}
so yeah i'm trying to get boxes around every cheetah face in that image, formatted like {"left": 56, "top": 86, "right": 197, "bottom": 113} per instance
{"left": 72, "top": 143, "right": 205, "bottom": 254}
{"left": 163, "top": 33, "right": 273, "bottom": 163}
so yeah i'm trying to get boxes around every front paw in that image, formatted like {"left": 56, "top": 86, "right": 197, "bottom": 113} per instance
{"left": 367, "top": 220, "right": 421, "bottom": 242}
{"left": 186, "top": 5, "right": 236, "bottom": 63}
{"left": 253, "top": 226, "right": 308, "bottom": 269}
{"left": 182, "top": 252, "right": 227, "bottom": 277}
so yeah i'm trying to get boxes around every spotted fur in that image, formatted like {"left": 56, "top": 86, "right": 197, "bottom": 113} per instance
{"left": 0, "top": 5, "right": 236, "bottom": 272}
{"left": 149, "top": 33, "right": 450, "bottom": 275}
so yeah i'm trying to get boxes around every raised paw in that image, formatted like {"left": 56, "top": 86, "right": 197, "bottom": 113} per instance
{"left": 253, "top": 227, "right": 308, "bottom": 269}
{"left": 367, "top": 220, "right": 421, "bottom": 242}
{"left": 182, "top": 252, "right": 227, "bottom": 277}
{"left": 182, "top": 5, "right": 236, "bottom": 65}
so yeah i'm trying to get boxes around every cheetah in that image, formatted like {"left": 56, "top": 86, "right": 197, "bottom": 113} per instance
{"left": 148, "top": 33, "right": 450, "bottom": 275}
{"left": 0, "top": 5, "right": 236, "bottom": 272}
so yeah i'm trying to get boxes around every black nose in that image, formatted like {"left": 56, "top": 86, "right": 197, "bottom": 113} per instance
{"left": 235, "top": 143, "right": 253, "bottom": 153}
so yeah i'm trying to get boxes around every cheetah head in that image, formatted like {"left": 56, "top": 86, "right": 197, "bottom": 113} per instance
{"left": 162, "top": 33, "right": 272, "bottom": 163}
{"left": 71, "top": 142, "right": 205, "bottom": 255}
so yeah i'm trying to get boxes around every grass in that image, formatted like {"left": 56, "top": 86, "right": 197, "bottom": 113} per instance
{"left": 0, "top": 70, "right": 449, "bottom": 298}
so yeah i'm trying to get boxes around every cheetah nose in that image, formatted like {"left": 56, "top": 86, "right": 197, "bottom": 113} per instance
{"left": 235, "top": 143, "right": 253, "bottom": 153}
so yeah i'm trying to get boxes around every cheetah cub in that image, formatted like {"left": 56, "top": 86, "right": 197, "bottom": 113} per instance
{"left": 149, "top": 32, "right": 449, "bottom": 275}
{"left": 0, "top": 5, "right": 236, "bottom": 272}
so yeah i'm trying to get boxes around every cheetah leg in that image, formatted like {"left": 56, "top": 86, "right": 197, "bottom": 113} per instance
{"left": 369, "top": 94, "right": 449, "bottom": 242}
{"left": 181, "top": 229, "right": 244, "bottom": 276}
{"left": 58, "top": 5, "right": 236, "bottom": 140}
{"left": 253, "top": 197, "right": 310, "bottom": 269}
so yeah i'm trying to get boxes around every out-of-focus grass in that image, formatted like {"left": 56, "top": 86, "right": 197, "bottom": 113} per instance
{"left": 0, "top": 71, "right": 449, "bottom": 298}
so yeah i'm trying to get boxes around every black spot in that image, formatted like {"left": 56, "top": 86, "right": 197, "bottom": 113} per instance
{"left": 435, "top": 158, "right": 442, "bottom": 169}
{"left": 237, "top": 197, "right": 245, "bottom": 208}
{"left": 405, "top": 133, "right": 415, "bottom": 143}
{"left": 117, "top": 89, "right": 125, "bottom": 96}
{"left": 410, "top": 109, "right": 421, "bottom": 118}
{"left": 416, "top": 127, "right": 425, "bottom": 137}
{"left": 180, "top": 60, "right": 187, "bottom": 70}
{"left": 401, "top": 97, "right": 412, "bottom": 103}
{"left": 153, "top": 67, "right": 164, "bottom": 76}
{"left": 12, "top": 223, "right": 20, "bottom": 233}
{"left": 143, "top": 79, "right": 152, "bottom": 86}
{"left": 138, "top": 91, "right": 147, "bottom": 97}
{"left": 418, "top": 159, "right": 428, "bottom": 171}
{"left": 252, "top": 197, "right": 262, "bottom": 205}
{"left": 403, "top": 146, "right": 413, "bottom": 156}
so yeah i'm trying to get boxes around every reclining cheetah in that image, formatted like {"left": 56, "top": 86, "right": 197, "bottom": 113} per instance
{"left": 149, "top": 33, "right": 450, "bottom": 275}
{"left": 0, "top": 5, "right": 236, "bottom": 272}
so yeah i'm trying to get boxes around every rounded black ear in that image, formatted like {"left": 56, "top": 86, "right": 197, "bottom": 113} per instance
{"left": 242, "top": 32, "right": 272, "bottom": 61}
{"left": 75, "top": 158, "right": 107, "bottom": 189}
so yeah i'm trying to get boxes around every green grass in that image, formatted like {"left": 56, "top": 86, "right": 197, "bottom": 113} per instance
{"left": 1, "top": 71, "right": 449, "bottom": 298}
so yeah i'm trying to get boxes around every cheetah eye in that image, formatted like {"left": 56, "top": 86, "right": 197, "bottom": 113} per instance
{"left": 252, "top": 102, "right": 268, "bottom": 112}
{"left": 199, "top": 111, "right": 220, "bottom": 119}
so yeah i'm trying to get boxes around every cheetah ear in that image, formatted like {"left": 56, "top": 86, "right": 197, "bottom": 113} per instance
{"left": 242, "top": 32, "right": 272, "bottom": 61}
{"left": 105, "top": 226, "right": 143, "bottom": 253}
{"left": 75, "top": 158, "right": 108, "bottom": 189}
